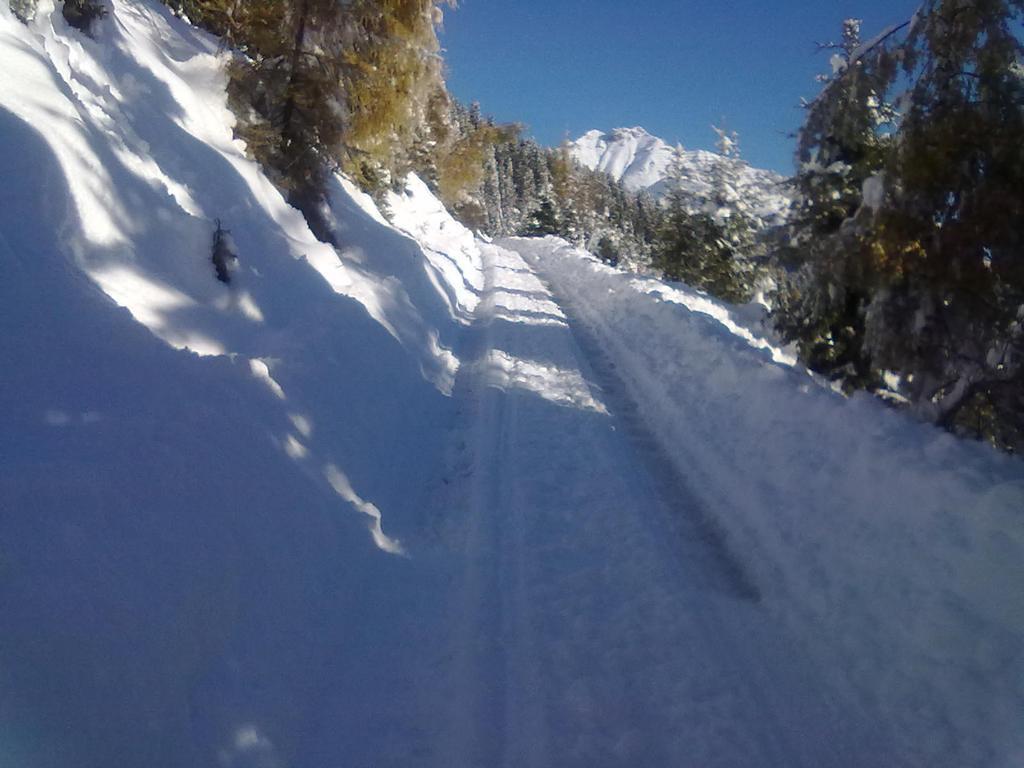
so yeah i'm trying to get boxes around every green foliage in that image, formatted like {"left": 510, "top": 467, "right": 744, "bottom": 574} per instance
{"left": 525, "top": 199, "right": 561, "bottom": 237}
{"left": 165, "top": 0, "right": 452, "bottom": 221}
{"left": 337, "top": 0, "right": 453, "bottom": 194}
{"left": 653, "top": 205, "right": 748, "bottom": 302}
{"left": 867, "top": 0, "right": 1024, "bottom": 448}
{"left": 195, "top": 0, "right": 349, "bottom": 234}
{"left": 772, "top": 18, "right": 899, "bottom": 385}
{"left": 433, "top": 103, "right": 520, "bottom": 228}
{"left": 161, "top": 0, "right": 236, "bottom": 36}
{"left": 651, "top": 142, "right": 760, "bottom": 303}
{"left": 791, "top": 20, "right": 898, "bottom": 238}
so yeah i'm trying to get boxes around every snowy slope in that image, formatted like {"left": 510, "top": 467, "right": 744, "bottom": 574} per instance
{"left": 0, "top": 2, "right": 482, "bottom": 764}
{"left": 571, "top": 126, "right": 791, "bottom": 224}
{"left": 2, "top": 2, "right": 1023, "bottom": 767}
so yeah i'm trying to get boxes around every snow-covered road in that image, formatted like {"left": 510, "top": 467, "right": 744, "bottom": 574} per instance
{"left": 425, "top": 241, "right": 886, "bottom": 766}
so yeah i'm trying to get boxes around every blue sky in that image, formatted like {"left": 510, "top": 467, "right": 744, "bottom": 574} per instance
{"left": 439, "top": 1, "right": 920, "bottom": 174}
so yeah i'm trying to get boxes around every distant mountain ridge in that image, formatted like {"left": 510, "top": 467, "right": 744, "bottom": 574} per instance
{"left": 569, "top": 127, "right": 792, "bottom": 226}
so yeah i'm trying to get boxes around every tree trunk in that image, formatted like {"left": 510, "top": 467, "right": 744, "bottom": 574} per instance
{"left": 280, "top": 0, "right": 310, "bottom": 145}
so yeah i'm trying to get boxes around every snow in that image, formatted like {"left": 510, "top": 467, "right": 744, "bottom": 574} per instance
{"left": 1, "top": 2, "right": 1023, "bottom": 767}
{"left": 850, "top": 19, "right": 913, "bottom": 64}
{"left": 862, "top": 172, "right": 886, "bottom": 211}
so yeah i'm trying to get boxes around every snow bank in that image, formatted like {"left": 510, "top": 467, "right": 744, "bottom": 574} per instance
{"left": 508, "top": 236, "right": 1024, "bottom": 767}
{"left": 0, "top": 1, "right": 481, "bottom": 763}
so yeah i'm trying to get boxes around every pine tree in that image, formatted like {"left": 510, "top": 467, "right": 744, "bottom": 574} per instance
{"left": 773, "top": 17, "right": 900, "bottom": 388}
{"left": 654, "top": 145, "right": 745, "bottom": 300}
{"left": 433, "top": 102, "right": 520, "bottom": 230}
{"left": 481, "top": 145, "right": 505, "bottom": 233}
{"left": 708, "top": 125, "right": 762, "bottom": 300}
{"left": 214, "top": 0, "right": 348, "bottom": 237}
{"left": 338, "top": 0, "right": 453, "bottom": 193}
{"left": 188, "top": 0, "right": 454, "bottom": 221}
{"left": 524, "top": 198, "right": 560, "bottom": 236}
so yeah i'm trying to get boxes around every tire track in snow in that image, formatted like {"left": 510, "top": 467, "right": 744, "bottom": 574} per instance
{"left": 524, "top": 258, "right": 763, "bottom": 604}
{"left": 442, "top": 243, "right": 543, "bottom": 767}
{"left": 433, "top": 240, "right": 885, "bottom": 767}
{"left": 499, "top": 239, "right": 892, "bottom": 766}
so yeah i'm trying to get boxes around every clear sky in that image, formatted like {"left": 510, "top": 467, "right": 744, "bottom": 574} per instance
{"left": 439, "top": 1, "right": 920, "bottom": 174}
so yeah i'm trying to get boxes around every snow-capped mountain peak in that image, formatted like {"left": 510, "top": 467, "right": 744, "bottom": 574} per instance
{"left": 570, "top": 126, "right": 676, "bottom": 193}
{"left": 569, "top": 126, "right": 792, "bottom": 225}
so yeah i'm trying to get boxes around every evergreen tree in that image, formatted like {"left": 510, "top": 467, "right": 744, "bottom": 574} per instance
{"left": 775, "top": 4, "right": 1024, "bottom": 450}
{"left": 773, "top": 17, "right": 900, "bottom": 388}
{"left": 863, "top": 0, "right": 1024, "bottom": 446}
{"left": 653, "top": 146, "right": 743, "bottom": 300}
{"left": 339, "top": 0, "right": 453, "bottom": 193}
{"left": 174, "top": 0, "right": 453, "bottom": 223}
{"left": 433, "top": 102, "right": 520, "bottom": 230}
{"left": 524, "top": 198, "right": 560, "bottom": 236}
{"left": 213, "top": 0, "right": 348, "bottom": 236}
{"left": 595, "top": 234, "right": 621, "bottom": 266}
{"left": 708, "top": 126, "right": 763, "bottom": 300}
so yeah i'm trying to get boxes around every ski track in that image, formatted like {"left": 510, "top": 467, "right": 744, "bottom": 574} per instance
{"left": 429, "top": 241, "right": 894, "bottom": 767}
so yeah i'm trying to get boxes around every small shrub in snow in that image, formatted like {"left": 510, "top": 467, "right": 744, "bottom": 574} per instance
{"left": 62, "top": 0, "right": 106, "bottom": 33}
{"left": 9, "top": 0, "right": 37, "bottom": 22}
{"left": 595, "top": 235, "right": 620, "bottom": 266}
{"left": 211, "top": 219, "right": 238, "bottom": 284}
